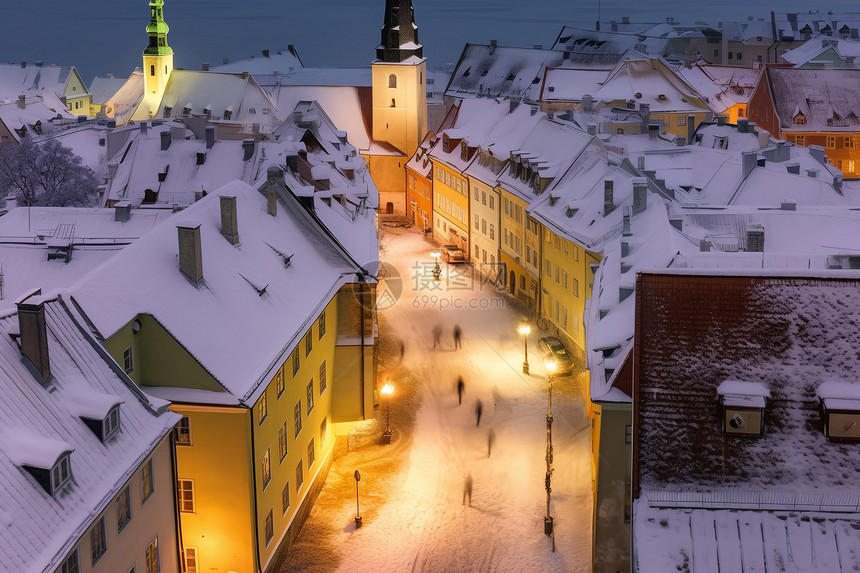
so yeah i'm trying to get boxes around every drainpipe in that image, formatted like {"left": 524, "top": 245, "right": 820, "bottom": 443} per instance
{"left": 248, "top": 409, "right": 263, "bottom": 572}
{"left": 358, "top": 274, "right": 367, "bottom": 419}
{"left": 170, "top": 430, "right": 185, "bottom": 573}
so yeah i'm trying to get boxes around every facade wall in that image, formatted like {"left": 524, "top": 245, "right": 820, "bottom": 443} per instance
{"left": 650, "top": 111, "right": 710, "bottom": 137}
{"left": 499, "top": 189, "right": 534, "bottom": 307}
{"left": 332, "top": 287, "right": 376, "bottom": 423}
{"left": 371, "top": 60, "right": 428, "bottom": 157}
{"left": 592, "top": 404, "right": 632, "bottom": 573}
{"left": 467, "top": 175, "right": 501, "bottom": 281}
{"left": 406, "top": 167, "right": 432, "bottom": 229}
{"left": 782, "top": 132, "right": 860, "bottom": 178}
{"left": 55, "top": 437, "right": 179, "bottom": 573}
{"left": 431, "top": 162, "right": 470, "bottom": 252}
{"left": 365, "top": 154, "right": 408, "bottom": 215}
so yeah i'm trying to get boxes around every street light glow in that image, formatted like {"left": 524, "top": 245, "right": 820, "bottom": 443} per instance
{"left": 430, "top": 251, "right": 441, "bottom": 259}
{"left": 544, "top": 357, "right": 558, "bottom": 374}
{"left": 517, "top": 324, "right": 531, "bottom": 336}
{"left": 381, "top": 382, "right": 395, "bottom": 395}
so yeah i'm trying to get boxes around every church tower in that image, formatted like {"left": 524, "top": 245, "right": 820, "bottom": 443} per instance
{"left": 142, "top": 0, "right": 173, "bottom": 102}
{"left": 371, "top": 0, "right": 427, "bottom": 157}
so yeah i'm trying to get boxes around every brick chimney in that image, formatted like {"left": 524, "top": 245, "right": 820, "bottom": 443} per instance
{"left": 220, "top": 196, "right": 239, "bottom": 245}
{"left": 177, "top": 224, "right": 203, "bottom": 285}
{"left": 603, "top": 180, "right": 615, "bottom": 216}
{"left": 16, "top": 292, "right": 51, "bottom": 383}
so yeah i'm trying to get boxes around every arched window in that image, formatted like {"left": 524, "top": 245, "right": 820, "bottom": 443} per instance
{"left": 389, "top": 74, "right": 397, "bottom": 89}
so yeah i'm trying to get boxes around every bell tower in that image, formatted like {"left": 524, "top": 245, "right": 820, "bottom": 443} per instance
{"left": 371, "top": 0, "right": 427, "bottom": 157}
{"left": 142, "top": 0, "right": 173, "bottom": 100}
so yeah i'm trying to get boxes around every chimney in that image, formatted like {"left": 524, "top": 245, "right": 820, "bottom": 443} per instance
{"left": 670, "top": 218, "right": 683, "bottom": 231}
{"left": 637, "top": 156, "right": 645, "bottom": 170}
{"left": 587, "top": 123, "right": 597, "bottom": 136}
{"left": 171, "top": 126, "right": 184, "bottom": 141}
{"left": 160, "top": 131, "right": 171, "bottom": 151}
{"left": 700, "top": 239, "right": 711, "bottom": 252}
{"left": 808, "top": 144, "right": 827, "bottom": 165}
{"left": 205, "top": 125, "right": 215, "bottom": 149}
{"left": 140, "top": 121, "right": 148, "bottom": 135}
{"left": 242, "top": 139, "right": 255, "bottom": 161}
{"left": 746, "top": 224, "right": 765, "bottom": 252}
{"left": 675, "top": 136, "right": 686, "bottom": 146}
{"left": 717, "top": 114, "right": 728, "bottom": 125}
{"left": 621, "top": 241, "right": 629, "bottom": 258}
{"left": 286, "top": 153, "right": 298, "bottom": 172}
{"left": 582, "top": 94, "right": 593, "bottom": 112}
{"left": 737, "top": 118, "right": 749, "bottom": 133}
{"left": 648, "top": 124, "right": 659, "bottom": 139}
{"left": 262, "top": 49, "right": 270, "bottom": 58}
{"left": 220, "top": 196, "right": 239, "bottom": 245}
{"left": 786, "top": 162, "right": 800, "bottom": 174}
{"left": 16, "top": 293, "right": 51, "bottom": 383}
{"left": 748, "top": 121, "right": 758, "bottom": 135}
{"left": 20, "top": 61, "right": 26, "bottom": 68}
{"left": 177, "top": 224, "right": 204, "bottom": 285}
{"left": 196, "top": 152, "right": 206, "bottom": 165}
{"left": 17, "top": 95, "right": 26, "bottom": 109}
{"left": 114, "top": 201, "right": 131, "bottom": 222}
{"left": 776, "top": 140, "right": 790, "bottom": 162}
{"left": 604, "top": 180, "right": 615, "bottom": 216}
{"left": 687, "top": 114, "right": 695, "bottom": 144}
{"left": 489, "top": 40, "right": 497, "bottom": 55}
{"left": 266, "top": 168, "right": 281, "bottom": 216}
{"left": 622, "top": 205, "right": 632, "bottom": 236}
{"left": 632, "top": 178, "right": 648, "bottom": 215}
{"left": 742, "top": 149, "right": 757, "bottom": 178}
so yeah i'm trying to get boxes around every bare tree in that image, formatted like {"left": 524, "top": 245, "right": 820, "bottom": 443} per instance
{"left": 0, "top": 139, "right": 98, "bottom": 207}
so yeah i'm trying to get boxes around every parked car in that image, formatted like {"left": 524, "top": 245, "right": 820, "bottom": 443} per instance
{"left": 537, "top": 336, "right": 574, "bottom": 374}
{"left": 441, "top": 244, "right": 465, "bottom": 263}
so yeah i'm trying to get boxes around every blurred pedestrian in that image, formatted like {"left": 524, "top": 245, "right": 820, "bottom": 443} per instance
{"left": 399, "top": 340, "right": 405, "bottom": 362}
{"left": 457, "top": 377, "right": 465, "bottom": 405}
{"left": 488, "top": 429, "right": 496, "bottom": 457}
{"left": 463, "top": 473, "right": 473, "bottom": 506}
{"left": 453, "top": 324, "right": 462, "bottom": 349}
{"left": 432, "top": 324, "right": 442, "bottom": 349}
{"left": 475, "top": 399, "right": 483, "bottom": 427}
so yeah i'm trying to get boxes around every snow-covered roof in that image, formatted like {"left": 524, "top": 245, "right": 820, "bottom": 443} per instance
{"left": 445, "top": 44, "right": 565, "bottom": 101}
{"left": 552, "top": 26, "right": 672, "bottom": 58}
{"left": 675, "top": 63, "right": 762, "bottom": 112}
{"left": 767, "top": 67, "right": 860, "bottom": 131}
{"left": 69, "top": 179, "right": 373, "bottom": 403}
{"left": 253, "top": 68, "right": 372, "bottom": 88}
{"left": 212, "top": 48, "right": 304, "bottom": 75}
{"left": 87, "top": 75, "right": 128, "bottom": 106}
{"left": 0, "top": 63, "right": 87, "bottom": 100}
{"left": 539, "top": 68, "right": 609, "bottom": 103}
{"left": 102, "top": 70, "right": 144, "bottom": 125}
{"left": 0, "top": 295, "right": 178, "bottom": 573}
{"left": 773, "top": 11, "right": 860, "bottom": 42}
{"left": 0, "top": 93, "right": 77, "bottom": 142}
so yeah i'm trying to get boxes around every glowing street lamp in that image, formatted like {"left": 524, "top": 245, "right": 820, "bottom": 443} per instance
{"left": 543, "top": 357, "right": 558, "bottom": 542}
{"left": 381, "top": 381, "right": 395, "bottom": 443}
{"left": 518, "top": 323, "right": 531, "bottom": 374}
{"left": 430, "top": 251, "right": 442, "bottom": 281}
{"left": 354, "top": 470, "right": 362, "bottom": 528}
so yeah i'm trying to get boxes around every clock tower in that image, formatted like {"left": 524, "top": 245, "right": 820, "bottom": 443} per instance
{"left": 142, "top": 0, "right": 174, "bottom": 105}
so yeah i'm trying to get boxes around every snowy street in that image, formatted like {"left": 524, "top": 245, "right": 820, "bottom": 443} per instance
{"left": 280, "top": 226, "right": 593, "bottom": 572}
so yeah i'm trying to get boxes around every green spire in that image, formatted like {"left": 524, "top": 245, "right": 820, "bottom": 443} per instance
{"left": 144, "top": 0, "right": 173, "bottom": 56}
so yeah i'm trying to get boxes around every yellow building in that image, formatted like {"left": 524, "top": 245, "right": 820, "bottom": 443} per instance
{"left": 499, "top": 189, "right": 533, "bottom": 305}
{"left": 71, "top": 180, "right": 377, "bottom": 572}
{"left": 430, "top": 141, "right": 471, "bottom": 252}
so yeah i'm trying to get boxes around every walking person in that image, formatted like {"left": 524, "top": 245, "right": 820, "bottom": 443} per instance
{"left": 475, "top": 399, "right": 483, "bottom": 427}
{"left": 432, "top": 324, "right": 442, "bottom": 349}
{"left": 453, "top": 324, "right": 462, "bottom": 349}
{"left": 457, "top": 376, "right": 465, "bottom": 405}
{"left": 462, "top": 473, "right": 473, "bottom": 507}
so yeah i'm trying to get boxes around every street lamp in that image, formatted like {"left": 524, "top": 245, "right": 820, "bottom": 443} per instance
{"left": 381, "top": 381, "right": 395, "bottom": 443}
{"left": 518, "top": 323, "right": 531, "bottom": 374}
{"left": 543, "top": 357, "right": 558, "bottom": 542}
{"left": 430, "top": 251, "right": 442, "bottom": 281}
{"left": 354, "top": 470, "right": 362, "bottom": 528}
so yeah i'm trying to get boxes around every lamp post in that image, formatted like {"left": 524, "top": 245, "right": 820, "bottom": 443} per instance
{"left": 354, "top": 470, "right": 362, "bottom": 528}
{"left": 430, "top": 251, "right": 442, "bottom": 281}
{"left": 543, "top": 357, "right": 557, "bottom": 543}
{"left": 381, "top": 381, "right": 394, "bottom": 444}
{"left": 518, "top": 323, "right": 531, "bottom": 374}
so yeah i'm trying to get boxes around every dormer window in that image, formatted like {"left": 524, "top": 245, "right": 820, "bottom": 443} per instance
{"left": 162, "top": 106, "right": 172, "bottom": 119}
{"left": 182, "top": 105, "right": 192, "bottom": 117}
{"left": 460, "top": 141, "right": 468, "bottom": 161}
{"left": 717, "top": 380, "right": 769, "bottom": 435}
{"left": 793, "top": 113, "right": 806, "bottom": 125}
{"left": 51, "top": 453, "right": 73, "bottom": 495}
{"left": 223, "top": 109, "right": 233, "bottom": 120}
{"left": 817, "top": 381, "right": 860, "bottom": 440}
{"left": 442, "top": 134, "right": 450, "bottom": 153}
{"left": 103, "top": 405, "right": 121, "bottom": 441}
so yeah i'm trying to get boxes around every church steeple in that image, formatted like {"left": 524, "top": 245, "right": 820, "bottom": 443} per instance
{"left": 377, "top": 0, "right": 423, "bottom": 62}
{"left": 144, "top": 0, "right": 173, "bottom": 57}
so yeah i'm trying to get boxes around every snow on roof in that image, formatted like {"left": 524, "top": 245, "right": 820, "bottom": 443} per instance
{"left": 212, "top": 48, "right": 304, "bottom": 75}
{"left": 102, "top": 70, "right": 144, "bottom": 125}
{"left": 0, "top": 63, "right": 86, "bottom": 100}
{"left": 635, "top": 274, "right": 860, "bottom": 494}
{"left": 69, "top": 179, "right": 370, "bottom": 402}
{"left": 63, "top": 381, "right": 123, "bottom": 420}
{"left": 675, "top": 64, "right": 762, "bottom": 112}
{"left": 445, "top": 44, "right": 565, "bottom": 100}
{"left": 0, "top": 296, "right": 178, "bottom": 573}
{"left": 767, "top": 68, "right": 860, "bottom": 131}
{"left": 773, "top": 11, "right": 860, "bottom": 41}
{"left": 552, "top": 26, "right": 670, "bottom": 57}
{"left": 87, "top": 76, "right": 128, "bottom": 106}
{"left": 539, "top": 68, "right": 609, "bottom": 103}
{"left": 0, "top": 93, "right": 77, "bottom": 142}
{"left": 253, "top": 68, "right": 372, "bottom": 88}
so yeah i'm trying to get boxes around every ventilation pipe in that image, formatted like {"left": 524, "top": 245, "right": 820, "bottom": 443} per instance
{"left": 114, "top": 201, "right": 131, "bottom": 222}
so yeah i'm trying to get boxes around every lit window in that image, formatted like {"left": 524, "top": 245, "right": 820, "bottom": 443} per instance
{"left": 123, "top": 346, "right": 134, "bottom": 373}
{"left": 141, "top": 458, "right": 154, "bottom": 503}
{"left": 294, "top": 401, "right": 302, "bottom": 438}
{"left": 282, "top": 482, "right": 290, "bottom": 514}
{"left": 275, "top": 369, "right": 284, "bottom": 398}
{"left": 320, "top": 417, "right": 327, "bottom": 444}
{"left": 184, "top": 548, "right": 198, "bottom": 573}
{"left": 90, "top": 516, "right": 107, "bottom": 565}
{"left": 296, "top": 459, "right": 304, "bottom": 492}
{"left": 116, "top": 486, "right": 132, "bottom": 531}
{"left": 262, "top": 449, "right": 271, "bottom": 488}
{"left": 796, "top": 135, "right": 805, "bottom": 146}
{"left": 265, "top": 509, "right": 274, "bottom": 546}
{"left": 308, "top": 438, "right": 315, "bottom": 467}
{"left": 279, "top": 421, "right": 288, "bottom": 461}
{"left": 257, "top": 392, "right": 268, "bottom": 424}
{"left": 177, "top": 479, "right": 195, "bottom": 512}
{"left": 145, "top": 537, "right": 159, "bottom": 573}
{"left": 306, "top": 380, "right": 314, "bottom": 413}
{"left": 794, "top": 115, "right": 806, "bottom": 125}
{"left": 319, "top": 361, "right": 327, "bottom": 395}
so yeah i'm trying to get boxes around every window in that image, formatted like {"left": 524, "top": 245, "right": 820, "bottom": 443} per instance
{"left": 713, "top": 49, "right": 718, "bottom": 58}
{"left": 150, "top": 64, "right": 155, "bottom": 76}
{"left": 625, "top": 425, "right": 632, "bottom": 444}
{"left": 481, "top": 191, "right": 487, "bottom": 205}
{"left": 306, "top": 380, "right": 314, "bottom": 413}
{"left": 796, "top": 135, "right": 805, "bottom": 146}
{"left": 90, "top": 516, "right": 107, "bottom": 565}
{"left": 474, "top": 214, "right": 479, "bottom": 229}
{"left": 827, "top": 136, "right": 836, "bottom": 148}
{"left": 175, "top": 416, "right": 192, "bottom": 445}
{"left": 475, "top": 244, "right": 480, "bottom": 258}
{"left": 257, "top": 392, "right": 268, "bottom": 425}
{"left": 391, "top": 98, "right": 396, "bottom": 107}
{"left": 482, "top": 249, "right": 487, "bottom": 263}
{"left": 282, "top": 482, "right": 291, "bottom": 514}
{"left": 265, "top": 510, "right": 274, "bottom": 546}
{"left": 60, "top": 550, "right": 79, "bottom": 573}
{"left": 794, "top": 115, "right": 806, "bottom": 126}
{"left": 145, "top": 537, "right": 159, "bottom": 573}
{"left": 308, "top": 438, "right": 315, "bottom": 467}
{"left": 141, "top": 459, "right": 154, "bottom": 503}
{"left": 489, "top": 225, "right": 494, "bottom": 240}
{"left": 555, "top": 267, "right": 560, "bottom": 283}
{"left": 319, "top": 360, "right": 327, "bottom": 395}
{"left": 545, "top": 260, "right": 551, "bottom": 277}
{"left": 677, "top": 116, "right": 686, "bottom": 126}
{"left": 489, "top": 196, "right": 494, "bottom": 209}
{"left": 223, "top": 109, "right": 232, "bottom": 120}
{"left": 100, "top": 405, "right": 121, "bottom": 441}
{"left": 318, "top": 311, "right": 326, "bottom": 339}
{"left": 388, "top": 74, "right": 397, "bottom": 88}
{"left": 117, "top": 485, "right": 132, "bottom": 531}
{"left": 123, "top": 346, "right": 134, "bottom": 373}
{"left": 177, "top": 479, "right": 195, "bottom": 512}
{"left": 296, "top": 459, "right": 304, "bottom": 492}
{"left": 303, "top": 332, "right": 312, "bottom": 357}
{"left": 292, "top": 348, "right": 300, "bottom": 375}
{"left": 573, "top": 278, "right": 580, "bottom": 297}
{"left": 320, "top": 417, "right": 328, "bottom": 444}
{"left": 276, "top": 369, "right": 285, "bottom": 397}
{"left": 279, "top": 422, "right": 288, "bottom": 461}
{"left": 562, "top": 271, "right": 568, "bottom": 290}
{"left": 728, "top": 51, "right": 733, "bottom": 59}
{"left": 737, "top": 52, "right": 742, "bottom": 60}
{"left": 294, "top": 401, "right": 302, "bottom": 437}
{"left": 51, "top": 453, "right": 72, "bottom": 496}
{"left": 738, "top": 107, "right": 745, "bottom": 118}
{"left": 262, "top": 449, "right": 271, "bottom": 488}
{"left": 184, "top": 548, "right": 198, "bottom": 573}
{"left": 520, "top": 275, "right": 526, "bottom": 290}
